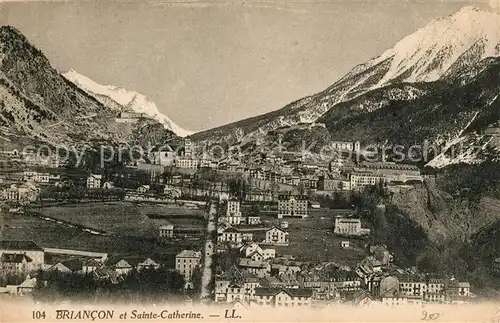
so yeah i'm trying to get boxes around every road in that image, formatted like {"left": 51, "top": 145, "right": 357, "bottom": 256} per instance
{"left": 200, "top": 201, "right": 217, "bottom": 301}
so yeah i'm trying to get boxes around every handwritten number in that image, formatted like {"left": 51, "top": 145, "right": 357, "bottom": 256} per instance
{"left": 422, "top": 311, "right": 440, "bottom": 321}
{"left": 429, "top": 313, "right": 440, "bottom": 320}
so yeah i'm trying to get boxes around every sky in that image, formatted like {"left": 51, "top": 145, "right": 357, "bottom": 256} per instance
{"left": 0, "top": 0, "right": 498, "bottom": 132}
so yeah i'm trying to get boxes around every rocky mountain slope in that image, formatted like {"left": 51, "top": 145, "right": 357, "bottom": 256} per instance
{"left": 0, "top": 26, "right": 179, "bottom": 149}
{"left": 370, "top": 164, "right": 500, "bottom": 289}
{"left": 63, "top": 70, "right": 192, "bottom": 137}
{"left": 191, "top": 7, "right": 500, "bottom": 162}
{"left": 389, "top": 180, "right": 500, "bottom": 245}
{"left": 0, "top": 26, "right": 120, "bottom": 146}
{"left": 317, "top": 56, "right": 500, "bottom": 165}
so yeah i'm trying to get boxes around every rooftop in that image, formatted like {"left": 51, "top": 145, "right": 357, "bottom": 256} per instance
{"left": 266, "top": 226, "right": 288, "bottom": 234}
{"left": 0, "top": 253, "right": 32, "bottom": 263}
{"left": 358, "top": 162, "right": 419, "bottom": 171}
{"left": 114, "top": 259, "right": 133, "bottom": 268}
{"left": 278, "top": 194, "right": 308, "bottom": 201}
{"left": 0, "top": 240, "right": 43, "bottom": 251}
{"left": 61, "top": 259, "right": 83, "bottom": 272}
{"left": 82, "top": 258, "right": 102, "bottom": 267}
{"left": 335, "top": 217, "right": 361, "bottom": 223}
{"left": 176, "top": 250, "right": 201, "bottom": 258}
{"left": 159, "top": 222, "right": 174, "bottom": 229}
{"left": 254, "top": 287, "right": 313, "bottom": 298}
{"left": 238, "top": 258, "right": 268, "bottom": 268}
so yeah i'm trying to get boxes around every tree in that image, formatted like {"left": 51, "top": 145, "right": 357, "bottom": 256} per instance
{"left": 228, "top": 177, "right": 249, "bottom": 201}
{"left": 191, "top": 266, "right": 202, "bottom": 299}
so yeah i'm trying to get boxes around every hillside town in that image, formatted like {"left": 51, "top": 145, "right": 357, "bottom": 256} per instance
{"left": 212, "top": 198, "right": 474, "bottom": 308}
{"left": 1, "top": 3, "right": 500, "bottom": 321}
{"left": 0, "top": 138, "right": 430, "bottom": 205}
{"left": 0, "top": 138, "right": 479, "bottom": 308}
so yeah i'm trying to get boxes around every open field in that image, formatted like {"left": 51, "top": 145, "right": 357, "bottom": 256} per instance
{"left": 259, "top": 208, "right": 369, "bottom": 267}
{"left": 33, "top": 202, "right": 206, "bottom": 237}
{"left": 0, "top": 212, "right": 202, "bottom": 267}
{"left": 34, "top": 203, "right": 157, "bottom": 237}
{"left": 1, "top": 201, "right": 207, "bottom": 267}
{"left": 140, "top": 204, "right": 206, "bottom": 217}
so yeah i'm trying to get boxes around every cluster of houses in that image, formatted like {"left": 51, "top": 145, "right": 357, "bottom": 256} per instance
{"left": 0, "top": 182, "right": 40, "bottom": 203}
{"left": 1, "top": 135, "right": 432, "bottom": 206}
{"left": 216, "top": 199, "right": 290, "bottom": 250}
{"left": 215, "top": 252, "right": 364, "bottom": 308}
{"left": 0, "top": 148, "right": 69, "bottom": 168}
{"left": 0, "top": 170, "right": 61, "bottom": 203}
{"left": 214, "top": 239, "right": 474, "bottom": 308}
{"left": 0, "top": 239, "right": 209, "bottom": 295}
{"left": 210, "top": 196, "right": 474, "bottom": 309}
{"left": 217, "top": 222, "right": 290, "bottom": 249}
{"left": 131, "top": 138, "right": 430, "bottom": 204}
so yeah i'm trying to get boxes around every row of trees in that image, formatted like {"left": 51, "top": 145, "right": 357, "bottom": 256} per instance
{"left": 314, "top": 181, "right": 388, "bottom": 213}
{"left": 32, "top": 267, "right": 186, "bottom": 303}
{"left": 0, "top": 271, "right": 27, "bottom": 286}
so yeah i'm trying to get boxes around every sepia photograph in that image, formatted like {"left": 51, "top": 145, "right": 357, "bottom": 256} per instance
{"left": 0, "top": 0, "right": 500, "bottom": 322}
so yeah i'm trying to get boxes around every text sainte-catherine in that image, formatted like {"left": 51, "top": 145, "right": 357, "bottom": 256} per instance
{"left": 54, "top": 309, "right": 203, "bottom": 320}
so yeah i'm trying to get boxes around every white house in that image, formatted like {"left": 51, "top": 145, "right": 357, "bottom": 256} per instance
{"left": 218, "top": 227, "right": 243, "bottom": 247}
{"left": 86, "top": 174, "right": 102, "bottom": 189}
{"left": 1, "top": 183, "right": 39, "bottom": 202}
{"left": 175, "top": 158, "right": 199, "bottom": 170}
{"left": 254, "top": 288, "right": 313, "bottom": 307}
{"left": 159, "top": 223, "right": 174, "bottom": 238}
{"left": 0, "top": 240, "right": 44, "bottom": 269}
{"left": 278, "top": 194, "right": 308, "bottom": 219}
{"left": 114, "top": 259, "right": 133, "bottom": 275}
{"left": 246, "top": 216, "right": 261, "bottom": 225}
{"left": 164, "top": 186, "right": 181, "bottom": 198}
{"left": 240, "top": 242, "right": 275, "bottom": 260}
{"left": 175, "top": 250, "right": 201, "bottom": 282}
{"left": 82, "top": 258, "right": 102, "bottom": 274}
{"left": 0, "top": 254, "right": 34, "bottom": 272}
{"left": 264, "top": 227, "right": 289, "bottom": 245}
{"left": 23, "top": 172, "right": 50, "bottom": 183}
{"left": 237, "top": 259, "right": 271, "bottom": 278}
{"left": 334, "top": 216, "right": 362, "bottom": 235}
{"left": 224, "top": 198, "right": 242, "bottom": 225}
{"left": 137, "top": 258, "right": 160, "bottom": 270}
{"left": 150, "top": 146, "right": 177, "bottom": 166}
{"left": 16, "top": 276, "right": 37, "bottom": 295}
{"left": 45, "top": 259, "right": 83, "bottom": 274}
{"left": 102, "top": 181, "right": 115, "bottom": 189}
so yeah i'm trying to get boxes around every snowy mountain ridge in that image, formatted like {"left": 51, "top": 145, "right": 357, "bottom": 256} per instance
{"left": 374, "top": 6, "right": 500, "bottom": 85}
{"left": 192, "top": 6, "right": 500, "bottom": 146}
{"left": 63, "top": 69, "right": 193, "bottom": 137}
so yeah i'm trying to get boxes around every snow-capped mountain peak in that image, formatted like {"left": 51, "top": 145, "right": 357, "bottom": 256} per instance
{"left": 191, "top": 6, "right": 500, "bottom": 152}
{"left": 63, "top": 69, "right": 193, "bottom": 137}
{"left": 373, "top": 6, "right": 500, "bottom": 85}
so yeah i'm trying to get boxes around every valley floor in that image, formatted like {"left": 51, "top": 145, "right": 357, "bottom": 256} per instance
{"left": 0, "top": 201, "right": 206, "bottom": 267}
